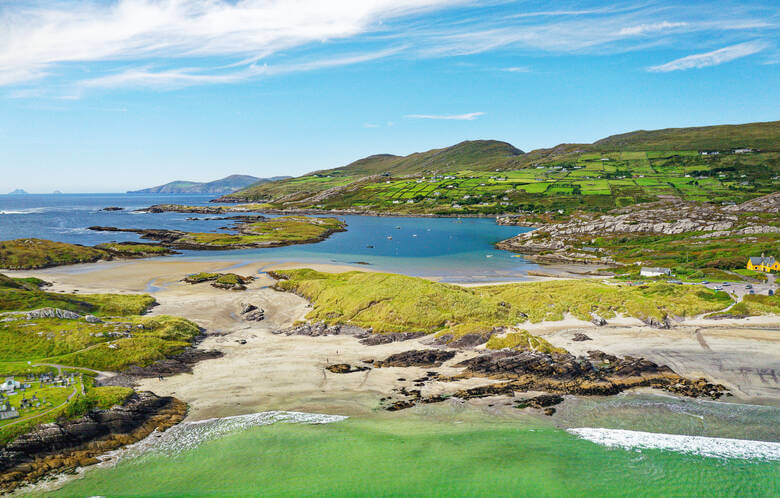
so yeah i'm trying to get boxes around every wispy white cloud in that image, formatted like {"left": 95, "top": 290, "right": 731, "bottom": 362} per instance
{"left": 502, "top": 66, "right": 531, "bottom": 73}
{"left": 648, "top": 41, "right": 769, "bottom": 72}
{"left": 363, "top": 122, "right": 380, "bottom": 128}
{"left": 618, "top": 21, "right": 688, "bottom": 36}
{"left": 0, "top": 0, "right": 463, "bottom": 89}
{"left": 405, "top": 112, "right": 484, "bottom": 120}
{"left": 0, "top": 1, "right": 776, "bottom": 93}
{"left": 78, "top": 47, "right": 404, "bottom": 90}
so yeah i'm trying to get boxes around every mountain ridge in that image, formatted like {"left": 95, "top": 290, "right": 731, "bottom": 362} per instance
{"left": 129, "top": 174, "right": 290, "bottom": 195}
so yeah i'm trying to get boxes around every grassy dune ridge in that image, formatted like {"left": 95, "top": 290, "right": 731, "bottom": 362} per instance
{"left": 271, "top": 270, "right": 735, "bottom": 339}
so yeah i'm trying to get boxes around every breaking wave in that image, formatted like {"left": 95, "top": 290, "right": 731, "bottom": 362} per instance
{"left": 0, "top": 208, "right": 46, "bottom": 215}
{"left": 110, "top": 411, "right": 347, "bottom": 461}
{"left": 568, "top": 428, "right": 780, "bottom": 461}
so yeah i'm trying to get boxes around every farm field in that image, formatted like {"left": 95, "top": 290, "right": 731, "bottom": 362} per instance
{"left": 221, "top": 122, "right": 780, "bottom": 216}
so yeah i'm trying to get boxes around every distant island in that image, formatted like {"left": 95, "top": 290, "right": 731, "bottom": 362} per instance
{"left": 128, "top": 174, "right": 290, "bottom": 195}
{"left": 7, "top": 189, "right": 28, "bottom": 195}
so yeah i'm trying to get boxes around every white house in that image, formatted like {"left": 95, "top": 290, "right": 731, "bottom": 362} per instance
{"left": 640, "top": 267, "right": 672, "bottom": 278}
{"left": 0, "top": 378, "right": 20, "bottom": 393}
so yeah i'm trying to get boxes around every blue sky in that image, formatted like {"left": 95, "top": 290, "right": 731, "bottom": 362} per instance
{"left": 1, "top": 0, "right": 778, "bottom": 193}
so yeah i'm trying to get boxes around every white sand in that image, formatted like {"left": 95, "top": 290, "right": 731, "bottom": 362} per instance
{"left": 10, "top": 260, "right": 780, "bottom": 419}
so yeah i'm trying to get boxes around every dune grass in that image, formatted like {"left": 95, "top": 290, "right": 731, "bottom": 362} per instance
{"left": 722, "top": 294, "right": 780, "bottom": 317}
{"left": 271, "top": 270, "right": 735, "bottom": 339}
{"left": 485, "top": 330, "right": 566, "bottom": 354}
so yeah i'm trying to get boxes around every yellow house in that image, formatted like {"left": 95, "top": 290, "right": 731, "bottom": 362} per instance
{"left": 747, "top": 254, "right": 779, "bottom": 273}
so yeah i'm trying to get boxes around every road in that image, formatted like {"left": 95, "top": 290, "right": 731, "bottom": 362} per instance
{"left": 1, "top": 383, "right": 78, "bottom": 429}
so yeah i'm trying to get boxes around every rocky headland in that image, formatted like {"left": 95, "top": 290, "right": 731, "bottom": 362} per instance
{"left": 496, "top": 193, "right": 780, "bottom": 266}
{"left": 0, "top": 392, "right": 186, "bottom": 493}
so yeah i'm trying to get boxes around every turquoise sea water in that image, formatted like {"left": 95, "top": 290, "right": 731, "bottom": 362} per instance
{"left": 43, "top": 399, "right": 779, "bottom": 497}
{"left": 0, "top": 194, "right": 538, "bottom": 282}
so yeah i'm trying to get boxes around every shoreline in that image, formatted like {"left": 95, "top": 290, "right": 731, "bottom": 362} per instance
{"left": 2, "top": 258, "right": 778, "bottom": 491}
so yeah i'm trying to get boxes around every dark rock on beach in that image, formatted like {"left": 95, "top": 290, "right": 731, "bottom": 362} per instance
{"left": 359, "top": 332, "right": 426, "bottom": 346}
{"left": 375, "top": 350, "right": 456, "bottom": 368}
{"left": 572, "top": 333, "right": 592, "bottom": 342}
{"left": 326, "top": 364, "right": 371, "bottom": 374}
{"left": 100, "top": 348, "right": 223, "bottom": 387}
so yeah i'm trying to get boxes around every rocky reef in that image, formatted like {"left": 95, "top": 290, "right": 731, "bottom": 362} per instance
{"left": 0, "top": 392, "right": 187, "bottom": 493}
{"left": 377, "top": 348, "right": 727, "bottom": 413}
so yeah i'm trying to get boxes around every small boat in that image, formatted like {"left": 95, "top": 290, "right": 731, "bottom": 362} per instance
{"left": 387, "top": 236, "right": 393, "bottom": 240}
{"left": 412, "top": 234, "right": 417, "bottom": 237}
{"left": 394, "top": 226, "right": 401, "bottom": 229}
{"left": 366, "top": 245, "right": 374, "bottom": 248}
{"left": 486, "top": 254, "right": 493, "bottom": 258}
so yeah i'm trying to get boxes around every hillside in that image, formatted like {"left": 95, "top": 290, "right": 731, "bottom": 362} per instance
{"left": 218, "top": 121, "right": 780, "bottom": 215}
{"left": 592, "top": 121, "right": 780, "bottom": 152}
{"left": 129, "top": 174, "right": 290, "bottom": 194}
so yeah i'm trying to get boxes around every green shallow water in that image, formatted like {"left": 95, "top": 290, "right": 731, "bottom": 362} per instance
{"left": 44, "top": 404, "right": 779, "bottom": 497}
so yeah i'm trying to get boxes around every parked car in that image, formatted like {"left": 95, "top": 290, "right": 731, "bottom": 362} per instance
{"left": 746, "top": 284, "right": 753, "bottom": 289}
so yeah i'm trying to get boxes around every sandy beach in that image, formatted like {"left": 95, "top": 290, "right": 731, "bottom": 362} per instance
{"left": 7, "top": 259, "right": 780, "bottom": 421}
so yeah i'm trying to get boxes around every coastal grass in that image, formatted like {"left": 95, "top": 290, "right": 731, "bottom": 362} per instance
{"left": 485, "top": 330, "right": 566, "bottom": 354}
{"left": 0, "top": 272, "right": 156, "bottom": 316}
{"left": 178, "top": 216, "right": 346, "bottom": 247}
{"left": 0, "top": 239, "right": 107, "bottom": 270}
{"left": 595, "top": 228, "right": 780, "bottom": 277}
{"left": 94, "top": 242, "right": 174, "bottom": 257}
{"left": 0, "top": 315, "right": 200, "bottom": 371}
{"left": 721, "top": 294, "right": 780, "bottom": 317}
{"left": 272, "top": 270, "right": 735, "bottom": 338}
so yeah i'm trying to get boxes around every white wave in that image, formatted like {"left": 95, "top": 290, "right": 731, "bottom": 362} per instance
{"left": 109, "top": 411, "right": 347, "bottom": 462}
{"left": 0, "top": 208, "right": 46, "bottom": 215}
{"left": 568, "top": 428, "right": 780, "bottom": 461}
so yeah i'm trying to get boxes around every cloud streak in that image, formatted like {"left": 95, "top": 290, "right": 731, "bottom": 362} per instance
{"left": 0, "top": 0, "right": 463, "bottom": 88}
{"left": 648, "top": 41, "right": 768, "bottom": 72}
{"left": 0, "top": 1, "right": 776, "bottom": 92}
{"left": 405, "top": 112, "right": 485, "bottom": 120}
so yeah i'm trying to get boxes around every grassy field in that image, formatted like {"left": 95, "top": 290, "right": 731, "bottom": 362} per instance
{"left": 271, "top": 270, "right": 735, "bottom": 340}
{"left": 221, "top": 122, "right": 780, "bottom": 215}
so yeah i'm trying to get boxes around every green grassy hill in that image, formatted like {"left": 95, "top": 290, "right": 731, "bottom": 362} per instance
{"left": 592, "top": 121, "right": 780, "bottom": 152}
{"left": 220, "top": 121, "right": 780, "bottom": 215}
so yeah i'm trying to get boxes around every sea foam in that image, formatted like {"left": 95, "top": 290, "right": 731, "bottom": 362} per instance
{"left": 568, "top": 428, "right": 780, "bottom": 461}
{"left": 110, "top": 411, "right": 347, "bottom": 461}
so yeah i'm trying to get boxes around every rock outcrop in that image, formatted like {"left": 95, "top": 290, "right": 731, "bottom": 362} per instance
{"left": 496, "top": 195, "right": 778, "bottom": 265}
{"left": 375, "top": 350, "right": 456, "bottom": 368}
{"left": 0, "top": 392, "right": 187, "bottom": 493}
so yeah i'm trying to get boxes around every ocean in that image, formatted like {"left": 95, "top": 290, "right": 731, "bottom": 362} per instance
{"left": 37, "top": 399, "right": 780, "bottom": 496}
{"left": 0, "top": 193, "right": 538, "bottom": 282}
